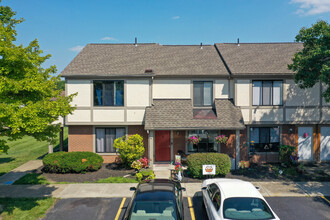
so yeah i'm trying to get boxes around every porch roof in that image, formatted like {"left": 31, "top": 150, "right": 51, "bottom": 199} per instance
{"left": 144, "top": 99, "right": 245, "bottom": 130}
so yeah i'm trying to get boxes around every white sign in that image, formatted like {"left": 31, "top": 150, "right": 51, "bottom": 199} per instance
{"left": 203, "top": 165, "right": 216, "bottom": 175}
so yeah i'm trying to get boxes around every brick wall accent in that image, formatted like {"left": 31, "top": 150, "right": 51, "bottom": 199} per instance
{"left": 102, "top": 155, "right": 118, "bottom": 163}
{"left": 128, "top": 125, "right": 149, "bottom": 158}
{"left": 68, "top": 126, "right": 93, "bottom": 152}
{"left": 173, "top": 130, "right": 186, "bottom": 156}
{"left": 282, "top": 125, "right": 296, "bottom": 148}
{"left": 250, "top": 153, "right": 279, "bottom": 163}
{"left": 220, "top": 130, "right": 235, "bottom": 158}
{"left": 240, "top": 129, "right": 248, "bottom": 160}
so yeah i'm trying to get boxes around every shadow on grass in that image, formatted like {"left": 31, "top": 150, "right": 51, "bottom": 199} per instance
{"left": 0, "top": 157, "right": 15, "bottom": 164}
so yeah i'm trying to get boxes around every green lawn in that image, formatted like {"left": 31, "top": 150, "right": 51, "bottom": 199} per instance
{"left": 13, "top": 173, "right": 138, "bottom": 184}
{"left": 0, "top": 128, "right": 68, "bottom": 176}
{"left": 0, "top": 198, "right": 57, "bottom": 220}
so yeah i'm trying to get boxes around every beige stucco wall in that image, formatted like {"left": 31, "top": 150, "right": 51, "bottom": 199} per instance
{"left": 215, "top": 79, "right": 229, "bottom": 99}
{"left": 241, "top": 109, "right": 250, "bottom": 123}
{"left": 285, "top": 80, "right": 320, "bottom": 106}
{"left": 286, "top": 108, "right": 320, "bottom": 122}
{"left": 153, "top": 79, "right": 190, "bottom": 99}
{"left": 321, "top": 107, "right": 330, "bottom": 121}
{"left": 236, "top": 80, "right": 250, "bottom": 106}
{"left": 127, "top": 110, "right": 145, "bottom": 123}
{"left": 67, "top": 80, "right": 91, "bottom": 107}
{"left": 93, "top": 109, "right": 125, "bottom": 122}
{"left": 252, "top": 109, "right": 284, "bottom": 122}
{"left": 126, "top": 80, "right": 150, "bottom": 107}
{"left": 68, "top": 110, "right": 91, "bottom": 122}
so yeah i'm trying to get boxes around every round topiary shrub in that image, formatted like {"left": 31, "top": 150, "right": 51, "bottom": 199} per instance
{"left": 42, "top": 152, "right": 104, "bottom": 173}
{"left": 187, "top": 153, "right": 231, "bottom": 178}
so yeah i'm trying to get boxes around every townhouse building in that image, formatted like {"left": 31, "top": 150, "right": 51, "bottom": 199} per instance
{"left": 61, "top": 42, "right": 330, "bottom": 168}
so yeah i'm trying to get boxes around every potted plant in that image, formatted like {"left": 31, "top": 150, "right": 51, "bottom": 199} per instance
{"left": 187, "top": 136, "right": 201, "bottom": 145}
{"left": 174, "top": 162, "right": 183, "bottom": 181}
{"left": 215, "top": 135, "right": 228, "bottom": 144}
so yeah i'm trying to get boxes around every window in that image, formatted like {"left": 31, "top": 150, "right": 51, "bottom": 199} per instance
{"left": 94, "top": 81, "right": 124, "bottom": 106}
{"left": 95, "top": 128, "right": 125, "bottom": 153}
{"left": 188, "top": 130, "right": 218, "bottom": 153}
{"left": 207, "top": 184, "right": 221, "bottom": 211}
{"left": 193, "top": 81, "right": 213, "bottom": 106}
{"left": 250, "top": 127, "right": 280, "bottom": 152}
{"left": 252, "top": 81, "right": 282, "bottom": 106}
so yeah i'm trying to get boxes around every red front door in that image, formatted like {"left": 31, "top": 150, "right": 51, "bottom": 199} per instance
{"left": 155, "top": 130, "right": 171, "bottom": 161}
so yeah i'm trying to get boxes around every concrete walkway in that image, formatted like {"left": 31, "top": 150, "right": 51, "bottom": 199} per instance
{"left": 0, "top": 160, "right": 43, "bottom": 185}
{"left": 0, "top": 181, "right": 329, "bottom": 198}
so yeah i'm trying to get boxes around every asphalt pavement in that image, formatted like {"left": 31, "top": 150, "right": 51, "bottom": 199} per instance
{"left": 43, "top": 196, "right": 330, "bottom": 220}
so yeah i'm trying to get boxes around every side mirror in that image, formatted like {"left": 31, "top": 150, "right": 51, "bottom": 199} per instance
{"left": 201, "top": 187, "right": 207, "bottom": 190}
{"left": 255, "top": 186, "right": 260, "bottom": 190}
{"left": 181, "top": 187, "right": 186, "bottom": 191}
{"left": 130, "top": 187, "right": 136, "bottom": 191}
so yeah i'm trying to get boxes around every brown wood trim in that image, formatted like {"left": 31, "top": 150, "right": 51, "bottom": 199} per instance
{"left": 318, "top": 126, "right": 321, "bottom": 162}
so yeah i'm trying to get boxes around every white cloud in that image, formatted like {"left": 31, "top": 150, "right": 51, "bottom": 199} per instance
{"left": 69, "top": 45, "right": 84, "bottom": 52}
{"left": 291, "top": 0, "right": 330, "bottom": 15}
{"left": 101, "top": 36, "right": 117, "bottom": 41}
{"left": 172, "top": 16, "right": 180, "bottom": 20}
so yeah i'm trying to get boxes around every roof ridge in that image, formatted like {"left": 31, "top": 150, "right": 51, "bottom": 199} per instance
{"left": 87, "top": 43, "right": 159, "bottom": 45}
{"left": 216, "top": 42, "right": 301, "bottom": 44}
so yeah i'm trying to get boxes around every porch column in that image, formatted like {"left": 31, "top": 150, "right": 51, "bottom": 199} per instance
{"left": 148, "top": 130, "right": 155, "bottom": 167}
{"left": 235, "top": 130, "right": 240, "bottom": 169}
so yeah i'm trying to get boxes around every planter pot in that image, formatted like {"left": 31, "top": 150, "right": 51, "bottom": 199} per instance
{"left": 176, "top": 171, "right": 182, "bottom": 181}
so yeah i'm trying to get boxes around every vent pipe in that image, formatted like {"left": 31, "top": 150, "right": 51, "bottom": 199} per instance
{"left": 200, "top": 42, "right": 203, "bottom": 49}
{"left": 134, "top": 37, "right": 137, "bottom": 46}
{"left": 237, "top": 38, "right": 240, "bottom": 47}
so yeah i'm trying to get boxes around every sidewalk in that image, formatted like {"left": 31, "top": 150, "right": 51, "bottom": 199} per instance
{"left": 0, "top": 181, "right": 329, "bottom": 198}
{"left": 0, "top": 160, "right": 43, "bottom": 185}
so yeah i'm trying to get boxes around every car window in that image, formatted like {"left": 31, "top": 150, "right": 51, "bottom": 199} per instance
{"left": 207, "top": 184, "right": 221, "bottom": 211}
{"left": 207, "top": 184, "right": 219, "bottom": 199}
{"left": 130, "top": 201, "right": 177, "bottom": 220}
{"left": 175, "top": 186, "right": 182, "bottom": 215}
{"left": 223, "top": 197, "right": 275, "bottom": 220}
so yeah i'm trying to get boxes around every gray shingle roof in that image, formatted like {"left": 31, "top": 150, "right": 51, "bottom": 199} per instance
{"left": 215, "top": 43, "right": 303, "bottom": 75}
{"left": 144, "top": 99, "right": 245, "bottom": 130}
{"left": 61, "top": 44, "right": 228, "bottom": 77}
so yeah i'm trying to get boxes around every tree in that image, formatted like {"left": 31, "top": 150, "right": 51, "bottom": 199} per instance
{"left": 288, "top": 20, "right": 330, "bottom": 102}
{"left": 0, "top": 4, "right": 76, "bottom": 153}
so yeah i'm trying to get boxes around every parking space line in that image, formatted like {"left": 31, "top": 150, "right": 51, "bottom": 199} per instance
{"left": 321, "top": 196, "right": 330, "bottom": 204}
{"left": 115, "top": 197, "right": 126, "bottom": 220}
{"left": 187, "top": 197, "right": 196, "bottom": 220}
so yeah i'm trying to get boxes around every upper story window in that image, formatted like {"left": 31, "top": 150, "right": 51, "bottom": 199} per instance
{"left": 252, "top": 81, "right": 282, "bottom": 106}
{"left": 94, "top": 81, "right": 124, "bottom": 106}
{"left": 193, "top": 81, "right": 213, "bottom": 106}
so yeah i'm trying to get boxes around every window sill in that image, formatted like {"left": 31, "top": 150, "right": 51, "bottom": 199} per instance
{"left": 95, "top": 153, "right": 118, "bottom": 156}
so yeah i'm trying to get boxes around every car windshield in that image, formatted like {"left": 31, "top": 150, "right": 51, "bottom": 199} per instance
{"left": 129, "top": 201, "right": 177, "bottom": 220}
{"left": 223, "top": 197, "right": 274, "bottom": 220}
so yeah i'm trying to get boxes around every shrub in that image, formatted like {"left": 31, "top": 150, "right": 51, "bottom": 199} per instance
{"left": 136, "top": 168, "right": 155, "bottom": 182}
{"left": 42, "top": 152, "right": 103, "bottom": 173}
{"left": 131, "top": 157, "right": 149, "bottom": 170}
{"left": 114, "top": 134, "right": 145, "bottom": 168}
{"left": 187, "top": 153, "right": 231, "bottom": 178}
{"left": 279, "top": 145, "right": 296, "bottom": 166}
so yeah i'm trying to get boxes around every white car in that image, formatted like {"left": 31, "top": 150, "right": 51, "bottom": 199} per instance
{"left": 202, "top": 179, "right": 279, "bottom": 220}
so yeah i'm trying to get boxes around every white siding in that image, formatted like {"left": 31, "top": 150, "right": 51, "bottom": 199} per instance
{"left": 127, "top": 110, "right": 145, "bottom": 122}
{"left": 153, "top": 79, "right": 190, "bottom": 99}
{"left": 67, "top": 110, "right": 91, "bottom": 122}
{"left": 67, "top": 80, "right": 91, "bottom": 107}
{"left": 215, "top": 79, "right": 229, "bottom": 99}
{"left": 285, "top": 80, "right": 320, "bottom": 106}
{"left": 286, "top": 108, "right": 320, "bottom": 122}
{"left": 236, "top": 80, "right": 250, "bottom": 106}
{"left": 252, "top": 109, "right": 283, "bottom": 122}
{"left": 126, "top": 80, "right": 150, "bottom": 107}
{"left": 241, "top": 109, "right": 250, "bottom": 123}
{"left": 93, "top": 110, "right": 125, "bottom": 122}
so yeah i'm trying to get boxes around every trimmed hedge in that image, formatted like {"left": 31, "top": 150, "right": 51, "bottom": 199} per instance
{"left": 42, "top": 152, "right": 104, "bottom": 173}
{"left": 187, "top": 153, "right": 231, "bottom": 178}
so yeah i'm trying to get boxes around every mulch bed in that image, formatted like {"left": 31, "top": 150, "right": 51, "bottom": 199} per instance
{"left": 37, "top": 163, "right": 136, "bottom": 183}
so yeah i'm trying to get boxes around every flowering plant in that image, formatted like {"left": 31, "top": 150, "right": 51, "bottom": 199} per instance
{"left": 290, "top": 152, "right": 299, "bottom": 164}
{"left": 303, "top": 132, "right": 308, "bottom": 138}
{"left": 215, "top": 135, "right": 228, "bottom": 144}
{"left": 187, "top": 136, "right": 201, "bottom": 145}
{"left": 175, "top": 162, "right": 183, "bottom": 173}
{"left": 131, "top": 157, "right": 149, "bottom": 170}
{"left": 238, "top": 160, "right": 250, "bottom": 169}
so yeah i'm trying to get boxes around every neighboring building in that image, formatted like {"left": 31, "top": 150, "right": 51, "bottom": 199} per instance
{"left": 61, "top": 42, "right": 330, "bottom": 167}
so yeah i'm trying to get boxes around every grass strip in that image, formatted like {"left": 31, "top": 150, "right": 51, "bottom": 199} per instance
{"left": 0, "top": 197, "right": 56, "bottom": 220}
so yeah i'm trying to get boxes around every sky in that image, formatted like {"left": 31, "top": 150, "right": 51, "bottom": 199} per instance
{"left": 3, "top": 0, "right": 330, "bottom": 75}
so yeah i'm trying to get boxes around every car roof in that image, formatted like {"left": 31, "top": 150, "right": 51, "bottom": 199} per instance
{"left": 204, "top": 179, "right": 263, "bottom": 199}
{"left": 134, "top": 179, "right": 179, "bottom": 202}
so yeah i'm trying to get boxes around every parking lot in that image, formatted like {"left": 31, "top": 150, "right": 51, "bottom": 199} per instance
{"left": 44, "top": 196, "right": 330, "bottom": 220}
